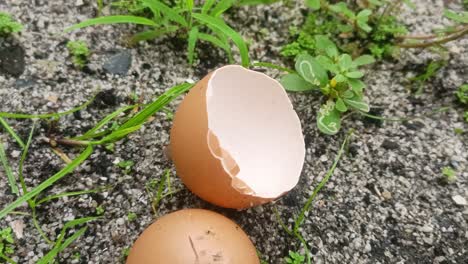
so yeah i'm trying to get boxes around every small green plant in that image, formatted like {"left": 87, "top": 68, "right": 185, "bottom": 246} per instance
{"left": 146, "top": 169, "right": 177, "bottom": 215}
{"left": 0, "top": 227, "right": 15, "bottom": 263}
{"left": 442, "top": 166, "right": 457, "bottom": 183}
{"left": 66, "top": 0, "right": 250, "bottom": 66}
{"left": 127, "top": 212, "right": 137, "bottom": 221}
{"left": 66, "top": 40, "right": 90, "bottom": 68}
{"left": 409, "top": 60, "right": 445, "bottom": 94}
{"left": 281, "top": 35, "right": 374, "bottom": 135}
{"left": 117, "top": 160, "right": 134, "bottom": 174}
{"left": 456, "top": 84, "right": 468, "bottom": 104}
{"left": 96, "top": 205, "right": 105, "bottom": 216}
{"left": 282, "top": 0, "right": 408, "bottom": 59}
{"left": 285, "top": 250, "right": 305, "bottom": 264}
{"left": 283, "top": 1, "right": 467, "bottom": 60}
{"left": 121, "top": 246, "right": 131, "bottom": 260}
{"left": 0, "top": 12, "right": 23, "bottom": 36}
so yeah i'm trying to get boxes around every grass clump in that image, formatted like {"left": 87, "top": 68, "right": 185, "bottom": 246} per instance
{"left": 66, "top": 40, "right": 90, "bottom": 69}
{"left": 66, "top": 0, "right": 250, "bottom": 66}
{"left": 0, "top": 12, "right": 23, "bottom": 36}
{"left": 281, "top": 35, "right": 374, "bottom": 135}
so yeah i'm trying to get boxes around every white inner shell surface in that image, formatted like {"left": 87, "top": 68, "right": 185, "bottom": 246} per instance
{"left": 206, "top": 65, "right": 305, "bottom": 198}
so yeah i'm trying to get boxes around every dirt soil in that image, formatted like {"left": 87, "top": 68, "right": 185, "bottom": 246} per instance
{"left": 0, "top": 0, "right": 467, "bottom": 263}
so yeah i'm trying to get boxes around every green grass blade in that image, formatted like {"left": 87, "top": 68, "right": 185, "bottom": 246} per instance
{"left": 192, "top": 13, "right": 250, "bottom": 67}
{"left": 0, "top": 95, "right": 95, "bottom": 119}
{"left": 0, "top": 141, "right": 19, "bottom": 195}
{"left": 210, "top": 0, "right": 236, "bottom": 17}
{"left": 293, "top": 130, "right": 353, "bottom": 231}
{"left": 0, "top": 146, "right": 94, "bottom": 219}
{"left": 0, "top": 117, "right": 25, "bottom": 148}
{"left": 64, "top": 15, "right": 158, "bottom": 32}
{"left": 38, "top": 216, "right": 97, "bottom": 264}
{"left": 119, "top": 83, "right": 193, "bottom": 130}
{"left": 252, "top": 61, "right": 294, "bottom": 73}
{"left": 36, "top": 186, "right": 112, "bottom": 205}
{"left": 129, "top": 26, "right": 179, "bottom": 45}
{"left": 198, "top": 33, "right": 230, "bottom": 52}
{"left": 141, "top": 0, "right": 188, "bottom": 27}
{"left": 57, "top": 226, "right": 87, "bottom": 252}
{"left": 186, "top": 0, "right": 194, "bottom": 12}
{"left": 91, "top": 125, "right": 142, "bottom": 145}
{"left": 75, "top": 105, "right": 135, "bottom": 140}
{"left": 187, "top": 26, "right": 199, "bottom": 64}
{"left": 202, "top": 0, "right": 216, "bottom": 14}
{"left": 18, "top": 122, "right": 36, "bottom": 194}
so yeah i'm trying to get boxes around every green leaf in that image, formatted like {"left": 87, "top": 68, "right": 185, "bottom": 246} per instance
{"left": 334, "top": 74, "right": 347, "bottom": 83}
{"left": 338, "top": 54, "right": 353, "bottom": 71}
{"left": 348, "top": 79, "right": 366, "bottom": 93}
{"left": 335, "top": 98, "right": 348, "bottom": 112}
{"left": 306, "top": 0, "right": 320, "bottom": 10}
{"left": 314, "top": 35, "right": 338, "bottom": 58}
{"left": 342, "top": 90, "right": 354, "bottom": 98}
{"left": 329, "top": 3, "right": 355, "bottom": 19}
{"left": 443, "top": 9, "right": 468, "bottom": 24}
{"left": 357, "top": 9, "right": 372, "bottom": 19}
{"left": 345, "top": 71, "right": 364, "bottom": 78}
{"left": 343, "top": 95, "right": 370, "bottom": 112}
{"left": 192, "top": 13, "right": 250, "bottom": 67}
{"left": 0, "top": 146, "right": 94, "bottom": 219}
{"left": 357, "top": 20, "right": 372, "bottom": 32}
{"left": 295, "top": 54, "right": 328, "bottom": 86}
{"left": 187, "top": 26, "right": 199, "bottom": 64}
{"left": 353, "top": 55, "right": 375, "bottom": 66}
{"left": 280, "top": 73, "right": 315, "bottom": 92}
{"left": 210, "top": 0, "right": 236, "bottom": 17}
{"left": 317, "top": 101, "right": 341, "bottom": 135}
{"left": 64, "top": 16, "right": 157, "bottom": 32}
{"left": 142, "top": 0, "right": 188, "bottom": 27}
{"left": 316, "top": 55, "right": 339, "bottom": 73}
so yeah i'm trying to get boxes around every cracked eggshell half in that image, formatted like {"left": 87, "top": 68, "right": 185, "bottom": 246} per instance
{"left": 126, "top": 209, "right": 260, "bottom": 264}
{"left": 170, "top": 65, "right": 305, "bottom": 209}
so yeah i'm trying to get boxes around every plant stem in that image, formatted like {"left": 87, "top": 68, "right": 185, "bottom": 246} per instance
{"left": 397, "top": 26, "right": 468, "bottom": 48}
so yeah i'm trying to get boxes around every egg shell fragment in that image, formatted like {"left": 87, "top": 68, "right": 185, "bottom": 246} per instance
{"left": 170, "top": 65, "right": 305, "bottom": 209}
{"left": 126, "top": 209, "right": 260, "bottom": 264}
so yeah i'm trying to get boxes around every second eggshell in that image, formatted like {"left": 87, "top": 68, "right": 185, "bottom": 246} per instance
{"left": 170, "top": 65, "right": 305, "bottom": 209}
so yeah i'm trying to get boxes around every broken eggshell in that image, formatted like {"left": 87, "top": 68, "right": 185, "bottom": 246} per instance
{"left": 170, "top": 65, "right": 305, "bottom": 209}
{"left": 126, "top": 209, "right": 260, "bottom": 264}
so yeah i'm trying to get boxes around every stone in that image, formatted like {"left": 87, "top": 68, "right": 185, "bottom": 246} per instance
{"left": 452, "top": 195, "right": 467, "bottom": 206}
{"left": 102, "top": 50, "right": 132, "bottom": 75}
{"left": 0, "top": 45, "right": 26, "bottom": 77}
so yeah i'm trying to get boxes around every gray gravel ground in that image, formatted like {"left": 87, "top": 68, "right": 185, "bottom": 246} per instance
{"left": 0, "top": 0, "right": 467, "bottom": 263}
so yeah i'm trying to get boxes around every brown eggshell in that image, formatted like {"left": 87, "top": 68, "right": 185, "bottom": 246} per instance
{"left": 126, "top": 209, "right": 260, "bottom": 264}
{"left": 170, "top": 65, "right": 305, "bottom": 209}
